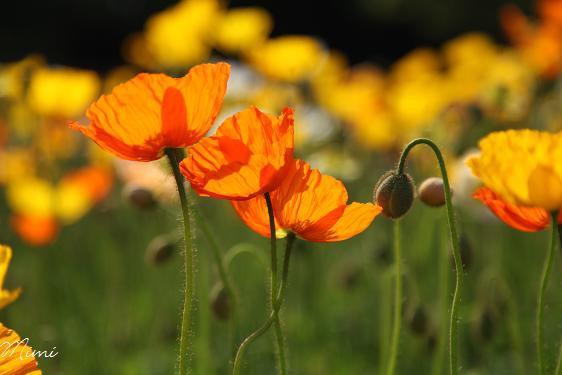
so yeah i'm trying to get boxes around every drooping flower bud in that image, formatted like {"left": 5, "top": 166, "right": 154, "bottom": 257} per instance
{"left": 123, "top": 184, "right": 158, "bottom": 210}
{"left": 374, "top": 171, "right": 415, "bottom": 219}
{"left": 145, "top": 235, "right": 175, "bottom": 265}
{"left": 210, "top": 284, "right": 232, "bottom": 321}
{"left": 418, "top": 177, "right": 450, "bottom": 207}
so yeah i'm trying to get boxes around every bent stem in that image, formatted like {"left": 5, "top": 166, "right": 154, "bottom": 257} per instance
{"left": 536, "top": 212, "right": 559, "bottom": 375}
{"left": 386, "top": 219, "right": 402, "bottom": 375}
{"left": 165, "top": 148, "right": 194, "bottom": 375}
{"left": 232, "top": 233, "right": 296, "bottom": 375}
{"left": 397, "top": 138, "right": 463, "bottom": 375}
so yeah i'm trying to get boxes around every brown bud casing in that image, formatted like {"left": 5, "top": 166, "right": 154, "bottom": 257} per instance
{"left": 374, "top": 171, "right": 415, "bottom": 219}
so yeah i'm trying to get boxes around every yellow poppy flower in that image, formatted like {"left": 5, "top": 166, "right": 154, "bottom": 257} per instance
{"left": 144, "top": 0, "right": 222, "bottom": 68}
{"left": 27, "top": 67, "right": 100, "bottom": 118}
{"left": 248, "top": 36, "right": 326, "bottom": 82}
{"left": 215, "top": 7, "right": 272, "bottom": 54}
{"left": 0, "top": 246, "right": 21, "bottom": 310}
{"left": 467, "top": 130, "right": 562, "bottom": 211}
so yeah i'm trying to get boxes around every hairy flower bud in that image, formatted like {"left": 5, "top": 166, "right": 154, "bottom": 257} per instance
{"left": 123, "top": 184, "right": 158, "bottom": 210}
{"left": 210, "top": 284, "right": 232, "bottom": 321}
{"left": 374, "top": 171, "right": 415, "bottom": 219}
{"left": 418, "top": 177, "right": 450, "bottom": 207}
{"left": 145, "top": 235, "right": 175, "bottom": 265}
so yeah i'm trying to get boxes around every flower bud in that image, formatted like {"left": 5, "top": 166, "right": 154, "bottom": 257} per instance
{"left": 450, "top": 234, "right": 472, "bottom": 271}
{"left": 418, "top": 177, "right": 450, "bottom": 207}
{"left": 210, "top": 284, "right": 232, "bottom": 321}
{"left": 408, "top": 306, "right": 430, "bottom": 337}
{"left": 123, "top": 184, "right": 157, "bottom": 210}
{"left": 374, "top": 171, "right": 415, "bottom": 219}
{"left": 145, "top": 235, "right": 175, "bottom": 265}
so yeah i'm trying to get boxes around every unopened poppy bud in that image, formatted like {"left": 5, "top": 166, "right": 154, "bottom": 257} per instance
{"left": 374, "top": 171, "right": 415, "bottom": 219}
{"left": 418, "top": 177, "right": 450, "bottom": 207}
{"left": 451, "top": 235, "right": 472, "bottom": 271}
{"left": 123, "top": 184, "right": 157, "bottom": 209}
{"left": 472, "top": 307, "right": 496, "bottom": 342}
{"left": 210, "top": 284, "right": 232, "bottom": 321}
{"left": 145, "top": 235, "right": 175, "bottom": 265}
{"left": 337, "top": 264, "right": 362, "bottom": 290}
{"left": 409, "top": 306, "right": 430, "bottom": 337}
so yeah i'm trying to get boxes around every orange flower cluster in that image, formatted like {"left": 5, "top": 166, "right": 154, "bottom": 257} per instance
{"left": 502, "top": 0, "right": 562, "bottom": 78}
{"left": 72, "top": 62, "right": 380, "bottom": 242}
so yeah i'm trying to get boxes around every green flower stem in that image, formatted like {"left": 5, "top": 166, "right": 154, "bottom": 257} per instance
{"left": 431, "top": 218, "right": 450, "bottom": 375}
{"left": 165, "top": 148, "right": 194, "bottom": 375}
{"left": 555, "top": 338, "right": 562, "bottom": 375}
{"left": 536, "top": 212, "right": 559, "bottom": 375}
{"left": 397, "top": 138, "right": 463, "bottom": 375}
{"left": 232, "top": 232, "right": 296, "bottom": 375}
{"left": 191, "top": 203, "right": 239, "bottom": 355}
{"left": 386, "top": 219, "right": 402, "bottom": 375}
{"left": 264, "top": 193, "right": 286, "bottom": 375}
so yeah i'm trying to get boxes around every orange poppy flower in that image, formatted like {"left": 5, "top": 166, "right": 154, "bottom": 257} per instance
{"left": 231, "top": 159, "right": 381, "bottom": 242}
{"left": 473, "top": 187, "right": 562, "bottom": 232}
{"left": 60, "top": 166, "right": 113, "bottom": 203}
{"left": 11, "top": 215, "right": 58, "bottom": 247}
{"left": 180, "top": 106, "right": 294, "bottom": 200}
{"left": 0, "top": 323, "right": 42, "bottom": 374}
{"left": 70, "top": 62, "right": 230, "bottom": 161}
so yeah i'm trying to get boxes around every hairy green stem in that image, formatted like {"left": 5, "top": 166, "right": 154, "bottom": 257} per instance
{"left": 386, "top": 220, "right": 402, "bottom": 375}
{"left": 165, "top": 148, "right": 194, "bottom": 375}
{"left": 264, "top": 193, "right": 286, "bottom": 375}
{"left": 536, "top": 212, "right": 558, "bottom": 375}
{"left": 191, "top": 204, "right": 239, "bottom": 355}
{"left": 397, "top": 138, "right": 463, "bottom": 375}
{"left": 232, "top": 233, "right": 296, "bottom": 375}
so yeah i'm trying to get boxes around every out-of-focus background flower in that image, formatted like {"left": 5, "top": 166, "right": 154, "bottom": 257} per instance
{"left": 1, "top": 0, "right": 562, "bottom": 374}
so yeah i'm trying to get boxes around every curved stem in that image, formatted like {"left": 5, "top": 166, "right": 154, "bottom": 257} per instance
{"left": 386, "top": 220, "right": 402, "bottom": 375}
{"left": 397, "top": 138, "right": 463, "bottom": 375}
{"left": 264, "top": 193, "right": 286, "bottom": 375}
{"left": 165, "top": 148, "right": 194, "bottom": 375}
{"left": 191, "top": 203, "right": 239, "bottom": 356}
{"left": 192, "top": 204, "right": 238, "bottom": 308}
{"left": 536, "top": 212, "right": 558, "bottom": 375}
{"left": 232, "top": 233, "right": 296, "bottom": 375}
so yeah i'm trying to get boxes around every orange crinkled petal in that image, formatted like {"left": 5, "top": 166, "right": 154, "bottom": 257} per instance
{"left": 473, "top": 187, "right": 550, "bottom": 232}
{"left": 231, "top": 159, "right": 381, "bottom": 242}
{"left": 0, "top": 323, "right": 42, "bottom": 374}
{"left": 181, "top": 106, "right": 294, "bottom": 200}
{"left": 70, "top": 62, "right": 230, "bottom": 161}
{"left": 231, "top": 194, "right": 279, "bottom": 238}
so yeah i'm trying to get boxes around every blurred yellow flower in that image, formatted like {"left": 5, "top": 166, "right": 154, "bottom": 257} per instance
{"left": 145, "top": 0, "right": 222, "bottom": 68}
{"left": 0, "top": 55, "right": 44, "bottom": 101}
{"left": 389, "top": 48, "right": 441, "bottom": 83}
{"left": 7, "top": 177, "right": 53, "bottom": 217}
{"left": 467, "top": 130, "right": 562, "bottom": 211}
{"left": 0, "top": 149, "right": 35, "bottom": 186}
{"left": 0, "top": 245, "right": 21, "bottom": 310}
{"left": 27, "top": 67, "right": 100, "bottom": 118}
{"left": 215, "top": 7, "right": 273, "bottom": 54}
{"left": 387, "top": 72, "right": 448, "bottom": 130}
{"left": 248, "top": 36, "right": 326, "bottom": 82}
{"left": 54, "top": 182, "right": 92, "bottom": 224}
